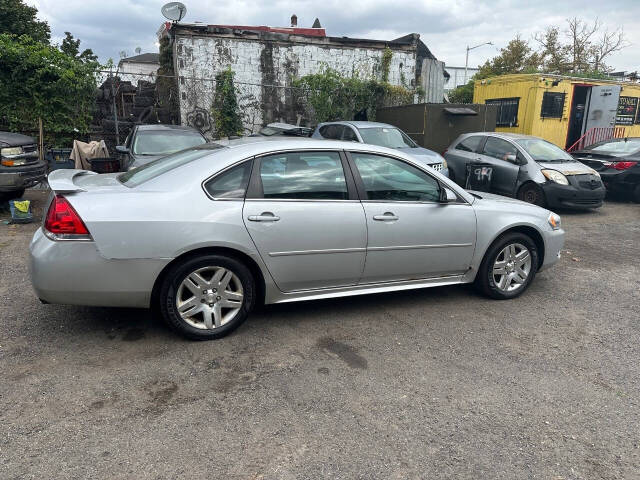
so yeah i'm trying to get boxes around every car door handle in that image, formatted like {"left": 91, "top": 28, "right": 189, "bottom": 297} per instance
{"left": 248, "top": 212, "right": 280, "bottom": 222}
{"left": 373, "top": 212, "right": 399, "bottom": 221}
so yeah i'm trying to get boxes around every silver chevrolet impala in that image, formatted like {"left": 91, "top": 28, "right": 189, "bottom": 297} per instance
{"left": 30, "top": 138, "right": 564, "bottom": 340}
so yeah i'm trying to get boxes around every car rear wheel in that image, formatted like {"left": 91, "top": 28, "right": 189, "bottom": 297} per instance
{"left": 475, "top": 232, "right": 539, "bottom": 300}
{"left": 517, "top": 183, "right": 546, "bottom": 207}
{"left": 159, "top": 254, "right": 255, "bottom": 340}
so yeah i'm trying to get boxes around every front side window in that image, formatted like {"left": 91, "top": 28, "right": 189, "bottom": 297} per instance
{"left": 259, "top": 151, "right": 348, "bottom": 200}
{"left": 204, "top": 161, "right": 252, "bottom": 198}
{"left": 455, "top": 136, "right": 483, "bottom": 152}
{"left": 486, "top": 98, "right": 519, "bottom": 127}
{"left": 132, "top": 130, "right": 206, "bottom": 155}
{"left": 351, "top": 153, "right": 440, "bottom": 202}
{"left": 357, "top": 127, "right": 417, "bottom": 149}
{"left": 515, "top": 138, "right": 575, "bottom": 162}
{"left": 483, "top": 137, "right": 519, "bottom": 161}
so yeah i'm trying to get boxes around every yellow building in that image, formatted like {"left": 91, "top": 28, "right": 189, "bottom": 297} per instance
{"left": 473, "top": 73, "right": 640, "bottom": 149}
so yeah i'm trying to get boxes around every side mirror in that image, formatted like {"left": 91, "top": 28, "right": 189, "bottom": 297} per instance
{"left": 115, "top": 145, "right": 129, "bottom": 154}
{"left": 440, "top": 186, "right": 458, "bottom": 203}
{"left": 505, "top": 153, "right": 517, "bottom": 163}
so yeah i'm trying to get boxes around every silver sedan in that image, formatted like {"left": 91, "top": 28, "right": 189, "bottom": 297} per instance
{"left": 30, "top": 138, "right": 564, "bottom": 340}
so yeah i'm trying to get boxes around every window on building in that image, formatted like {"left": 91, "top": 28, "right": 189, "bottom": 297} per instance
{"left": 541, "top": 92, "right": 566, "bottom": 118}
{"left": 486, "top": 98, "right": 519, "bottom": 127}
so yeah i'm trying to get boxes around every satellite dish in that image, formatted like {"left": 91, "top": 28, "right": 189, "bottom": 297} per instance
{"left": 161, "top": 2, "right": 187, "bottom": 22}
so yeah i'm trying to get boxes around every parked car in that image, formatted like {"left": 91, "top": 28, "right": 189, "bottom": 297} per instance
{"left": 444, "top": 132, "right": 605, "bottom": 209}
{"left": 116, "top": 124, "right": 207, "bottom": 170}
{"left": 312, "top": 121, "right": 448, "bottom": 176}
{"left": 570, "top": 137, "right": 640, "bottom": 203}
{"left": 0, "top": 131, "right": 46, "bottom": 199}
{"left": 31, "top": 138, "right": 564, "bottom": 340}
{"left": 253, "top": 122, "right": 313, "bottom": 137}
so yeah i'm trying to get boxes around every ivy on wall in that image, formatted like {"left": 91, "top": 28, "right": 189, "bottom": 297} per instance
{"left": 211, "top": 67, "right": 243, "bottom": 137}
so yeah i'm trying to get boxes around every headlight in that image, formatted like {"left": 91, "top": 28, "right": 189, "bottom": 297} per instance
{"left": 589, "top": 169, "right": 600, "bottom": 178}
{"left": 541, "top": 169, "right": 569, "bottom": 185}
{"left": 548, "top": 212, "right": 562, "bottom": 230}
{"left": 1, "top": 146, "right": 23, "bottom": 156}
{"left": 442, "top": 158, "right": 448, "bottom": 169}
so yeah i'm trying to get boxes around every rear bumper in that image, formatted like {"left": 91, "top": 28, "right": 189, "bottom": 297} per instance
{"left": 541, "top": 182, "right": 606, "bottom": 209}
{"left": 600, "top": 169, "right": 639, "bottom": 193}
{"left": 0, "top": 161, "right": 47, "bottom": 192}
{"left": 29, "top": 228, "right": 170, "bottom": 308}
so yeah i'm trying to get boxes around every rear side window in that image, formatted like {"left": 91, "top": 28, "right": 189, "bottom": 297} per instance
{"left": 204, "top": 161, "right": 252, "bottom": 199}
{"left": 319, "top": 125, "right": 343, "bottom": 140}
{"left": 455, "top": 136, "right": 483, "bottom": 152}
{"left": 258, "top": 151, "right": 348, "bottom": 200}
{"left": 118, "top": 147, "right": 218, "bottom": 187}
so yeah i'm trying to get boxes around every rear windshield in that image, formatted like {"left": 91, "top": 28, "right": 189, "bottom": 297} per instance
{"left": 118, "top": 147, "right": 221, "bottom": 187}
{"left": 132, "top": 130, "right": 206, "bottom": 155}
{"left": 588, "top": 139, "right": 640, "bottom": 156}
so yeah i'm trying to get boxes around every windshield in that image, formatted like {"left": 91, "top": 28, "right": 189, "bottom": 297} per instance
{"left": 118, "top": 147, "right": 220, "bottom": 187}
{"left": 587, "top": 139, "right": 640, "bottom": 156}
{"left": 358, "top": 127, "right": 417, "bottom": 149}
{"left": 132, "top": 130, "right": 206, "bottom": 155}
{"left": 516, "top": 138, "right": 575, "bottom": 162}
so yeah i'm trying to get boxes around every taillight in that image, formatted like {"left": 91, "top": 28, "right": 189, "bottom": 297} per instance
{"left": 44, "top": 195, "right": 91, "bottom": 240}
{"left": 605, "top": 161, "right": 638, "bottom": 170}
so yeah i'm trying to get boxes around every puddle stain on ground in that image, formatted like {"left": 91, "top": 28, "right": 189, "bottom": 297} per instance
{"left": 317, "top": 337, "right": 368, "bottom": 370}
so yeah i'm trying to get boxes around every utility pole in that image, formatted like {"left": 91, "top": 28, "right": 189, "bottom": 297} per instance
{"left": 109, "top": 66, "right": 120, "bottom": 145}
{"left": 464, "top": 42, "right": 493, "bottom": 84}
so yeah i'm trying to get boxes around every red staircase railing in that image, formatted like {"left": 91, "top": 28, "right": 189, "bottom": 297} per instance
{"left": 567, "top": 126, "right": 626, "bottom": 152}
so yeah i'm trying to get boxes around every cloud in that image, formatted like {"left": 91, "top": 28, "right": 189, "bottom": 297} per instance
{"left": 28, "top": 0, "right": 640, "bottom": 70}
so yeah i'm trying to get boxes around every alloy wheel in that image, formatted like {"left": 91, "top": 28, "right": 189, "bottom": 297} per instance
{"left": 492, "top": 243, "right": 532, "bottom": 292}
{"left": 175, "top": 266, "right": 244, "bottom": 329}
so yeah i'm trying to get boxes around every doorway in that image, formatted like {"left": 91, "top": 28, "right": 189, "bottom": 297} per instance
{"left": 565, "top": 85, "right": 590, "bottom": 149}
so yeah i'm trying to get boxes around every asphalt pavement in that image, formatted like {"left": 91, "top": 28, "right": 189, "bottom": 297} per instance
{"left": 1, "top": 189, "right": 639, "bottom": 479}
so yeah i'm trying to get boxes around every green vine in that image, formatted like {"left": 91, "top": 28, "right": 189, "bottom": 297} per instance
{"left": 211, "top": 67, "right": 243, "bottom": 138}
{"left": 380, "top": 47, "right": 392, "bottom": 83}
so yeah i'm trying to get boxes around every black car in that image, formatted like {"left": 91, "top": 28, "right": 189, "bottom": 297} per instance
{"left": 0, "top": 131, "right": 47, "bottom": 199}
{"left": 116, "top": 124, "right": 207, "bottom": 170}
{"left": 571, "top": 137, "right": 640, "bottom": 202}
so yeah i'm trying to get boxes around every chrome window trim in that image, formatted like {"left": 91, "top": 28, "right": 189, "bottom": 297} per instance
{"left": 245, "top": 198, "right": 360, "bottom": 203}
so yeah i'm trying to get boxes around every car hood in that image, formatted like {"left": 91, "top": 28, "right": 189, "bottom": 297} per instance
{"left": 536, "top": 161, "right": 596, "bottom": 175}
{"left": 0, "top": 131, "right": 36, "bottom": 147}
{"left": 396, "top": 146, "right": 444, "bottom": 165}
{"left": 468, "top": 191, "right": 532, "bottom": 205}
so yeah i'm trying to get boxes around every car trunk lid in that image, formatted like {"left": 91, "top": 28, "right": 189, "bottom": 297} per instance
{"left": 47, "top": 169, "right": 126, "bottom": 193}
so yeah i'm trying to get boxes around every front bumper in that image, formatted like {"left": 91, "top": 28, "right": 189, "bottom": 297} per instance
{"left": 599, "top": 169, "right": 639, "bottom": 194}
{"left": 29, "top": 228, "right": 170, "bottom": 308}
{"left": 0, "top": 160, "right": 47, "bottom": 192}
{"left": 539, "top": 227, "right": 565, "bottom": 272}
{"left": 541, "top": 180, "right": 606, "bottom": 209}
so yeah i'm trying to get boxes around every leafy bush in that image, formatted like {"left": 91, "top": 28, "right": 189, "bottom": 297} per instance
{"left": 211, "top": 67, "right": 243, "bottom": 137}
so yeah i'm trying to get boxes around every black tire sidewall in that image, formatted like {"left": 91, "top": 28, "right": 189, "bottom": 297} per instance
{"left": 518, "top": 183, "right": 546, "bottom": 207}
{"left": 477, "top": 232, "right": 539, "bottom": 300}
{"left": 159, "top": 254, "right": 255, "bottom": 340}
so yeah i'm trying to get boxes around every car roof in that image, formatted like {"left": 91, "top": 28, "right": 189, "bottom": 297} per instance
{"left": 320, "top": 121, "right": 395, "bottom": 129}
{"left": 136, "top": 124, "right": 202, "bottom": 132}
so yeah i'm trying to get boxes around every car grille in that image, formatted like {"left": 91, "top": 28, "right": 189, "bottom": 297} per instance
{"left": 575, "top": 174, "right": 603, "bottom": 190}
{"left": 430, "top": 162, "right": 443, "bottom": 172}
{"left": 22, "top": 144, "right": 38, "bottom": 154}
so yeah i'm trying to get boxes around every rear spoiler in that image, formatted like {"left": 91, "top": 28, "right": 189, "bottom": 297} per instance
{"left": 47, "top": 169, "right": 97, "bottom": 193}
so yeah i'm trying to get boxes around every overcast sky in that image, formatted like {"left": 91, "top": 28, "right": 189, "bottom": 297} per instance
{"left": 29, "top": 0, "right": 640, "bottom": 71}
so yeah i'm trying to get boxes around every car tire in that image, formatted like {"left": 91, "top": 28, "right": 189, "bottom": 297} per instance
{"left": 633, "top": 184, "right": 640, "bottom": 203}
{"left": 517, "top": 183, "right": 546, "bottom": 207}
{"left": 475, "top": 232, "right": 539, "bottom": 300}
{"left": 159, "top": 254, "right": 256, "bottom": 340}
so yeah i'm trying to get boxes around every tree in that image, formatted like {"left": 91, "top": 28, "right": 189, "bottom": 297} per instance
{"left": 592, "top": 27, "right": 628, "bottom": 72}
{"left": 0, "top": 34, "right": 99, "bottom": 142}
{"left": 476, "top": 36, "right": 540, "bottom": 78}
{"left": 211, "top": 68, "right": 243, "bottom": 138}
{"left": 0, "top": 0, "right": 50, "bottom": 43}
{"left": 60, "top": 31, "right": 98, "bottom": 63}
{"left": 535, "top": 26, "right": 570, "bottom": 74}
{"left": 448, "top": 80, "right": 474, "bottom": 104}
{"left": 565, "top": 17, "right": 599, "bottom": 73}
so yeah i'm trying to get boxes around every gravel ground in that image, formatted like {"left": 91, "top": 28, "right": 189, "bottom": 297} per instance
{"left": 1, "top": 189, "right": 639, "bottom": 479}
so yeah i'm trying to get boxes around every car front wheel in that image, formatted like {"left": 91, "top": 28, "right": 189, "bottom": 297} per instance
{"left": 517, "top": 183, "right": 546, "bottom": 207}
{"left": 476, "top": 232, "right": 539, "bottom": 300}
{"left": 159, "top": 254, "right": 255, "bottom": 340}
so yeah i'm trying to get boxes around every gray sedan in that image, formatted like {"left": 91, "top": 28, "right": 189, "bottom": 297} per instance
{"left": 31, "top": 138, "right": 564, "bottom": 340}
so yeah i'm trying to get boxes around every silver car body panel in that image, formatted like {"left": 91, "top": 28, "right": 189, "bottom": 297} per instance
{"left": 31, "top": 138, "right": 563, "bottom": 309}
